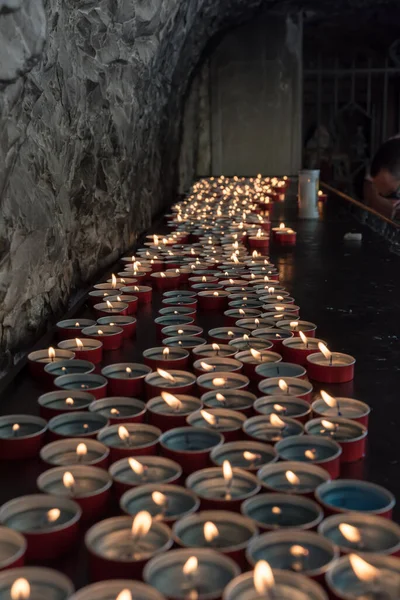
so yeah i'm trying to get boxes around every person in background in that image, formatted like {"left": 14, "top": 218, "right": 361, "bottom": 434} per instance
{"left": 365, "top": 138, "right": 400, "bottom": 220}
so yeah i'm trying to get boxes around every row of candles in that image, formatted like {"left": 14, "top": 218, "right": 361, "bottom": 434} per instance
{"left": 0, "top": 175, "right": 397, "bottom": 600}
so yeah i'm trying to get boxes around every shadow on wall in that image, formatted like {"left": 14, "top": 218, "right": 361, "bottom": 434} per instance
{"left": 0, "top": 0, "right": 276, "bottom": 370}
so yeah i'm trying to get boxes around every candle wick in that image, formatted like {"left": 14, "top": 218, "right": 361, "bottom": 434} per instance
{"left": 336, "top": 398, "right": 342, "bottom": 417}
{"left": 329, "top": 354, "right": 333, "bottom": 366}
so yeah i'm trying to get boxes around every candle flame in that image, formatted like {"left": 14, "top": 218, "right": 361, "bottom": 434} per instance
{"left": 272, "top": 506, "right": 281, "bottom": 515}
{"left": 12, "top": 423, "right": 20, "bottom": 432}
{"left": 202, "top": 276, "right": 207, "bottom": 282}
{"left": 278, "top": 379, "right": 288, "bottom": 392}
{"left": 213, "top": 292, "right": 219, "bottom": 297}
{"left": 279, "top": 223, "right": 286, "bottom": 230}
{"left": 212, "top": 343, "right": 220, "bottom": 352}
{"left": 152, "top": 491, "right": 167, "bottom": 506}
{"left": 63, "top": 471, "right": 75, "bottom": 490}
{"left": 290, "top": 545, "right": 309, "bottom": 557}
{"left": 157, "top": 368, "right": 176, "bottom": 382}
{"left": 321, "top": 419, "right": 336, "bottom": 430}
{"left": 254, "top": 560, "right": 275, "bottom": 594}
{"left": 75, "top": 338, "right": 84, "bottom": 349}
{"left": 10, "top": 578, "right": 30, "bottom": 600}
{"left": 161, "top": 391, "right": 182, "bottom": 411}
{"left": 134, "top": 286, "right": 140, "bottom": 292}
{"left": 131, "top": 511, "right": 152, "bottom": 538}
{"left": 116, "top": 591, "right": 132, "bottom": 600}
{"left": 75, "top": 322, "right": 80, "bottom": 327}
{"left": 243, "top": 451, "right": 261, "bottom": 462}
{"left": 200, "top": 362, "right": 214, "bottom": 372}
{"left": 215, "top": 393, "right": 225, "bottom": 403}
{"left": 160, "top": 272, "right": 166, "bottom": 278}
{"left": 320, "top": 390, "right": 337, "bottom": 408}
{"left": 349, "top": 554, "right": 379, "bottom": 582}
{"left": 318, "top": 342, "right": 332, "bottom": 360}
{"left": 222, "top": 460, "right": 233, "bottom": 486}
{"left": 270, "top": 413, "right": 285, "bottom": 427}
{"left": 285, "top": 470, "right": 300, "bottom": 485}
{"left": 47, "top": 508, "right": 61, "bottom": 523}
{"left": 212, "top": 377, "right": 226, "bottom": 387}
{"left": 128, "top": 457, "right": 144, "bottom": 475}
{"left": 204, "top": 521, "right": 219, "bottom": 542}
{"left": 201, "top": 410, "right": 217, "bottom": 426}
{"left": 126, "top": 367, "right": 132, "bottom": 376}
{"left": 97, "top": 329, "right": 104, "bottom": 335}
{"left": 111, "top": 273, "right": 117, "bottom": 288}
{"left": 153, "top": 235, "right": 159, "bottom": 245}
{"left": 252, "top": 250, "right": 259, "bottom": 258}
{"left": 64, "top": 397, "right": 74, "bottom": 407}
{"left": 110, "top": 408, "right": 120, "bottom": 415}
{"left": 305, "top": 449, "right": 317, "bottom": 460}
{"left": 48, "top": 347, "right": 56, "bottom": 360}
{"left": 118, "top": 425, "right": 130, "bottom": 441}
{"left": 339, "top": 523, "right": 362, "bottom": 544}
{"left": 250, "top": 348, "right": 262, "bottom": 361}
{"left": 76, "top": 443, "right": 87, "bottom": 457}
{"left": 177, "top": 330, "right": 184, "bottom": 335}
{"left": 163, "top": 347, "right": 170, "bottom": 357}
{"left": 183, "top": 556, "right": 198, "bottom": 576}
{"left": 290, "top": 321, "right": 299, "bottom": 329}
{"left": 106, "top": 301, "right": 114, "bottom": 309}
{"left": 273, "top": 404, "right": 286, "bottom": 413}
{"left": 299, "top": 331, "right": 308, "bottom": 345}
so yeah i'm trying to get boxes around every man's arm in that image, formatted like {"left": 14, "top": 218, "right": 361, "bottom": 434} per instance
{"left": 363, "top": 180, "right": 399, "bottom": 220}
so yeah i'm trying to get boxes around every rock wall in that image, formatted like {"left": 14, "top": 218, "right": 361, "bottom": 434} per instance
{"left": 0, "top": 0, "right": 273, "bottom": 367}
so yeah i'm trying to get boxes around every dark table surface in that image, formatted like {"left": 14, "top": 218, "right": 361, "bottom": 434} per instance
{"left": 0, "top": 190, "right": 399, "bottom": 589}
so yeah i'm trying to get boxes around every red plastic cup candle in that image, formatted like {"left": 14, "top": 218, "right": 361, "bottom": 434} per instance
{"left": 147, "top": 393, "right": 202, "bottom": 431}
{"left": 88, "top": 289, "right": 114, "bottom": 306}
{"left": 187, "top": 409, "right": 246, "bottom": 442}
{"left": 54, "top": 373, "right": 108, "bottom": 399}
{"left": 161, "top": 324, "right": 204, "bottom": 340}
{"left": 37, "top": 465, "right": 112, "bottom": 522}
{"left": 143, "top": 346, "right": 190, "bottom": 370}
{"left": 235, "top": 348, "right": 282, "bottom": 378}
{"left": 243, "top": 414, "right": 304, "bottom": 444}
{"left": 275, "top": 228, "right": 297, "bottom": 246}
{"left": 101, "top": 363, "right": 152, "bottom": 397}
{"left": 56, "top": 319, "right": 95, "bottom": 340}
{"left": 210, "top": 440, "right": 277, "bottom": 472}
{"left": 81, "top": 325, "right": 124, "bottom": 351}
{"left": 306, "top": 343, "right": 356, "bottom": 383}
{"left": 89, "top": 397, "right": 146, "bottom": 424}
{"left": 276, "top": 320, "right": 317, "bottom": 338}
{"left": 44, "top": 359, "right": 95, "bottom": 384}
{"left": 97, "top": 316, "right": 137, "bottom": 339}
{"left": 229, "top": 335, "right": 274, "bottom": 354}
{"left": 193, "top": 357, "right": 243, "bottom": 376}
{"left": 305, "top": 417, "right": 367, "bottom": 463}
{"left": 40, "top": 438, "right": 110, "bottom": 468}
{"left": 208, "top": 327, "right": 251, "bottom": 344}
{"left": 271, "top": 222, "right": 292, "bottom": 239}
{"left": 106, "top": 294, "right": 138, "bottom": 315}
{"left": 48, "top": 411, "right": 109, "bottom": 440}
{"left": 68, "top": 580, "right": 166, "bottom": 600}
{"left": 258, "top": 377, "right": 313, "bottom": 401}
{"left": 252, "top": 329, "right": 294, "bottom": 353}
{"left": 318, "top": 190, "right": 328, "bottom": 202}
{"left": 201, "top": 389, "right": 256, "bottom": 417}
{"left": 311, "top": 391, "right": 370, "bottom": 427}
{"left": 0, "top": 494, "right": 81, "bottom": 560}
{"left": 248, "top": 229, "right": 270, "bottom": 249}
{"left": 281, "top": 332, "right": 327, "bottom": 366}
{"left": 0, "top": 415, "right": 47, "bottom": 460}
{"left": 38, "top": 390, "right": 95, "bottom": 419}
{"left": 186, "top": 463, "right": 260, "bottom": 511}
{"left": 97, "top": 423, "right": 161, "bottom": 461}
{"left": 85, "top": 512, "right": 173, "bottom": 581}
{"left": 28, "top": 346, "right": 76, "bottom": 380}
{"left": 192, "top": 343, "right": 237, "bottom": 360}
{"left": 0, "top": 526, "right": 27, "bottom": 570}
{"left": 160, "top": 426, "right": 224, "bottom": 476}
{"left": 109, "top": 456, "right": 183, "bottom": 498}
{"left": 196, "top": 372, "right": 249, "bottom": 394}
{"left": 161, "top": 296, "right": 198, "bottom": 311}
{"left": 94, "top": 300, "right": 129, "bottom": 317}
{"left": 155, "top": 316, "right": 195, "bottom": 338}
{"left": 144, "top": 368, "right": 196, "bottom": 399}
{"left": 58, "top": 338, "right": 103, "bottom": 364}
{"left": 197, "top": 291, "right": 230, "bottom": 311}
{"left": 275, "top": 434, "right": 342, "bottom": 480}
{"left": 253, "top": 396, "right": 311, "bottom": 424}
{"left": 121, "top": 284, "right": 152, "bottom": 304}
{"left": 257, "top": 461, "right": 331, "bottom": 497}
{"left": 151, "top": 271, "right": 180, "bottom": 291}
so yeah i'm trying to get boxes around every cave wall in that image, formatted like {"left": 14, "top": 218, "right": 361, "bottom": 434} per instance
{"left": 0, "top": 0, "right": 275, "bottom": 368}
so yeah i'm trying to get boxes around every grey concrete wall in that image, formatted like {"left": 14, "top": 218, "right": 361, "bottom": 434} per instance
{"left": 210, "top": 13, "right": 303, "bottom": 176}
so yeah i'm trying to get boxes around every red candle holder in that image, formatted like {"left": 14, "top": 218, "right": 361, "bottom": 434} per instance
{"left": 81, "top": 325, "right": 124, "bottom": 351}
{"left": 305, "top": 417, "right": 368, "bottom": 463}
{"left": 275, "top": 434, "right": 342, "bottom": 480}
{"left": 58, "top": 338, "right": 103, "bottom": 364}
{"left": 197, "top": 291, "right": 230, "bottom": 311}
{"left": 311, "top": 396, "right": 370, "bottom": 427}
{"left": 144, "top": 369, "right": 196, "bottom": 399}
{"left": 248, "top": 232, "right": 270, "bottom": 249}
{"left": 121, "top": 269, "right": 150, "bottom": 284}
{"left": 187, "top": 408, "right": 246, "bottom": 443}
{"left": 192, "top": 357, "right": 243, "bottom": 376}
{"left": 161, "top": 297, "right": 198, "bottom": 311}
{"left": 186, "top": 466, "right": 260, "bottom": 512}
{"left": 306, "top": 351, "right": 356, "bottom": 383}
{"left": 147, "top": 395, "right": 202, "bottom": 431}
{"left": 224, "top": 309, "right": 262, "bottom": 326}
{"left": 38, "top": 390, "right": 95, "bottom": 420}
{"left": 253, "top": 395, "right": 312, "bottom": 424}
{"left": 251, "top": 328, "right": 294, "bottom": 352}
{"left": 89, "top": 397, "right": 147, "bottom": 424}
{"left": 28, "top": 348, "right": 76, "bottom": 381}
{"left": 56, "top": 319, "right": 96, "bottom": 340}
{"left": 0, "top": 494, "right": 81, "bottom": 561}
{"left": 160, "top": 426, "right": 224, "bottom": 475}
{"left": 234, "top": 349, "right": 282, "bottom": 379}
{"left": 155, "top": 315, "right": 195, "bottom": 338}
{"left": 196, "top": 371, "right": 249, "bottom": 395}
{"left": 40, "top": 437, "right": 110, "bottom": 468}
{"left": 161, "top": 324, "right": 204, "bottom": 340}
{"left": 208, "top": 327, "right": 251, "bottom": 344}
{"left": 88, "top": 289, "right": 113, "bottom": 306}
{"left": 276, "top": 320, "right": 317, "bottom": 338}
{"left": 158, "top": 306, "right": 197, "bottom": 320}
{"left": 43, "top": 359, "right": 95, "bottom": 387}
{"left": 151, "top": 271, "right": 180, "bottom": 291}
{"left": 143, "top": 346, "right": 190, "bottom": 370}
{"left": 275, "top": 229, "right": 297, "bottom": 246}
{"left": 85, "top": 515, "right": 173, "bottom": 581}
{"left": 106, "top": 294, "right": 138, "bottom": 315}
{"left": 192, "top": 343, "right": 238, "bottom": 360}
{"left": 97, "top": 316, "right": 137, "bottom": 339}
{"left": 37, "top": 465, "right": 112, "bottom": 522}
{"left": 101, "top": 363, "right": 152, "bottom": 397}
{"left": 48, "top": 412, "right": 109, "bottom": 441}
{"left": 257, "top": 460, "right": 331, "bottom": 498}
{"left": 258, "top": 376, "right": 313, "bottom": 401}
{"left": 109, "top": 455, "right": 183, "bottom": 498}
{"left": 121, "top": 285, "right": 152, "bottom": 304}
{"left": 97, "top": 423, "right": 161, "bottom": 461}
{"left": 0, "top": 415, "right": 47, "bottom": 460}
{"left": 0, "top": 526, "right": 26, "bottom": 570}
{"left": 94, "top": 301, "right": 129, "bottom": 317}
{"left": 281, "top": 337, "right": 327, "bottom": 366}
{"left": 54, "top": 373, "right": 108, "bottom": 399}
